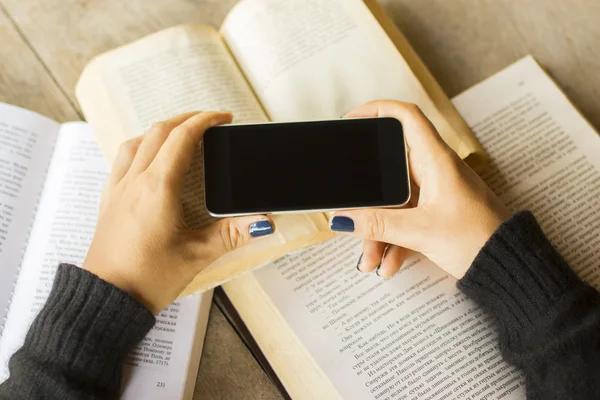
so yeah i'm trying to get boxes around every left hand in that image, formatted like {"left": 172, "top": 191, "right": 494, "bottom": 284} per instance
{"left": 83, "top": 111, "right": 274, "bottom": 313}
{"left": 330, "top": 101, "right": 508, "bottom": 279}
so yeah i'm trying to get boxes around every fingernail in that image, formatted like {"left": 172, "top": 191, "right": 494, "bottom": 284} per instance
{"left": 249, "top": 220, "right": 273, "bottom": 238}
{"left": 385, "top": 271, "right": 399, "bottom": 281}
{"left": 330, "top": 216, "right": 354, "bottom": 232}
{"left": 356, "top": 253, "right": 363, "bottom": 272}
{"left": 376, "top": 265, "right": 397, "bottom": 279}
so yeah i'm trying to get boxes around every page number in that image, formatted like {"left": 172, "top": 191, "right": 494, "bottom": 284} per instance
{"left": 157, "top": 381, "right": 166, "bottom": 388}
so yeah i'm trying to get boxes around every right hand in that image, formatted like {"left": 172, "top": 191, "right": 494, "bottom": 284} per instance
{"left": 330, "top": 101, "right": 510, "bottom": 279}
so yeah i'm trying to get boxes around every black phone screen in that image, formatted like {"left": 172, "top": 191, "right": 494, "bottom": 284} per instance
{"left": 203, "top": 118, "right": 410, "bottom": 215}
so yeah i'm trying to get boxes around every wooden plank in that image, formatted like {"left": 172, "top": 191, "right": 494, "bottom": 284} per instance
{"left": 196, "top": 304, "right": 282, "bottom": 400}
{"left": 380, "top": 0, "right": 600, "bottom": 128}
{"left": 0, "top": 0, "right": 238, "bottom": 112}
{"left": 497, "top": 0, "right": 600, "bottom": 130}
{"left": 0, "top": 6, "right": 79, "bottom": 121}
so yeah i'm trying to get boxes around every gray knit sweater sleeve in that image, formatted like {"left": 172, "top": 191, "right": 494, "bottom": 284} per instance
{"left": 0, "top": 264, "right": 155, "bottom": 399}
{"left": 1, "top": 212, "right": 599, "bottom": 399}
{"left": 458, "top": 211, "right": 600, "bottom": 400}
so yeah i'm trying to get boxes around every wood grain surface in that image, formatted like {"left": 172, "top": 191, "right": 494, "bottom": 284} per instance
{"left": 0, "top": 6, "right": 79, "bottom": 121}
{"left": 1, "top": 0, "right": 599, "bottom": 398}
{"left": 195, "top": 303, "right": 281, "bottom": 399}
{"left": 385, "top": 0, "right": 600, "bottom": 128}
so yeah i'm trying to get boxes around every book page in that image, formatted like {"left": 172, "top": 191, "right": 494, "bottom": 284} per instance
{"left": 76, "top": 25, "right": 333, "bottom": 295}
{"left": 454, "top": 56, "right": 600, "bottom": 288}
{"left": 122, "top": 292, "right": 212, "bottom": 400}
{"left": 0, "top": 103, "right": 58, "bottom": 338}
{"left": 76, "top": 25, "right": 267, "bottom": 165}
{"left": 0, "top": 123, "right": 212, "bottom": 399}
{"left": 221, "top": 0, "right": 485, "bottom": 164}
{"left": 254, "top": 237, "right": 526, "bottom": 400}
{"left": 251, "top": 56, "right": 600, "bottom": 399}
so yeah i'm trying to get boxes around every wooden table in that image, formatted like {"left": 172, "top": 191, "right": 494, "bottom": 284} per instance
{"left": 1, "top": 0, "right": 598, "bottom": 398}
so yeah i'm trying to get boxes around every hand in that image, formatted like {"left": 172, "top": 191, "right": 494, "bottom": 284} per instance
{"left": 330, "top": 101, "right": 509, "bottom": 279}
{"left": 83, "top": 111, "right": 274, "bottom": 313}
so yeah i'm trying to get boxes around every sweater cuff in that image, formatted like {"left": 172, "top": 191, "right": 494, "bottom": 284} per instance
{"left": 23, "top": 264, "right": 155, "bottom": 392}
{"left": 457, "top": 211, "right": 586, "bottom": 331}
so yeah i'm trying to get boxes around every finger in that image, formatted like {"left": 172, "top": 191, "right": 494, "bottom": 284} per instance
{"left": 377, "top": 245, "right": 410, "bottom": 278}
{"left": 408, "top": 179, "right": 421, "bottom": 208}
{"left": 345, "top": 101, "right": 451, "bottom": 185}
{"left": 150, "top": 111, "right": 233, "bottom": 187}
{"left": 128, "top": 111, "right": 202, "bottom": 175}
{"left": 189, "top": 215, "right": 274, "bottom": 260}
{"left": 357, "top": 240, "right": 387, "bottom": 272}
{"left": 330, "top": 208, "right": 425, "bottom": 252}
{"left": 344, "top": 100, "right": 447, "bottom": 153}
{"left": 107, "top": 135, "right": 143, "bottom": 188}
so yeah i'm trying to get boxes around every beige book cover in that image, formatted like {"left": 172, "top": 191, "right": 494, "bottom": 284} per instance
{"left": 75, "top": 0, "right": 485, "bottom": 296}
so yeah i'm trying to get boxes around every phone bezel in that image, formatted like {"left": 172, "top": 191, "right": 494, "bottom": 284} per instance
{"left": 202, "top": 118, "right": 411, "bottom": 217}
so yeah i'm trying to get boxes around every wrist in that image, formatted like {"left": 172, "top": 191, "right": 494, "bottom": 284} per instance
{"left": 446, "top": 211, "right": 508, "bottom": 279}
{"left": 458, "top": 211, "right": 585, "bottom": 329}
{"left": 81, "top": 260, "right": 164, "bottom": 314}
{"left": 469, "top": 202, "right": 511, "bottom": 260}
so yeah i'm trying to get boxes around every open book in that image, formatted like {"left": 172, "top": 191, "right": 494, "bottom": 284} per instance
{"left": 0, "top": 104, "right": 212, "bottom": 399}
{"left": 75, "top": 0, "right": 486, "bottom": 296}
{"left": 224, "top": 57, "right": 600, "bottom": 398}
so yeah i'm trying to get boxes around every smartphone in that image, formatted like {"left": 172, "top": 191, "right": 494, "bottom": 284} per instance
{"left": 203, "top": 118, "right": 410, "bottom": 216}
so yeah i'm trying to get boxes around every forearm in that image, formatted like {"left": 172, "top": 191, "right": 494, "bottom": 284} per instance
{"left": 458, "top": 211, "right": 600, "bottom": 400}
{"left": 0, "top": 264, "right": 155, "bottom": 400}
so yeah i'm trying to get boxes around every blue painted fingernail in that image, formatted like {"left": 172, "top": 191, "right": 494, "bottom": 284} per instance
{"left": 356, "top": 253, "right": 363, "bottom": 272}
{"left": 330, "top": 216, "right": 354, "bottom": 232}
{"left": 249, "top": 220, "right": 273, "bottom": 237}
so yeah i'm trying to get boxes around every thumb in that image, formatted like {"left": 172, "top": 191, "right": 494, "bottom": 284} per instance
{"left": 330, "top": 208, "right": 424, "bottom": 251}
{"left": 193, "top": 215, "right": 275, "bottom": 259}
